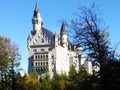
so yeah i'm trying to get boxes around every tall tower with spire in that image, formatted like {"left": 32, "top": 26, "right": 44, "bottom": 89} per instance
{"left": 31, "top": 2, "right": 43, "bottom": 35}
{"left": 27, "top": 2, "right": 55, "bottom": 77}
{"left": 60, "top": 22, "right": 68, "bottom": 47}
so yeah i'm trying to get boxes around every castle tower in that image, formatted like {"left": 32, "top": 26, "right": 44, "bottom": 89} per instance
{"left": 31, "top": 2, "right": 43, "bottom": 36}
{"left": 55, "top": 33, "right": 58, "bottom": 47}
{"left": 60, "top": 22, "right": 68, "bottom": 47}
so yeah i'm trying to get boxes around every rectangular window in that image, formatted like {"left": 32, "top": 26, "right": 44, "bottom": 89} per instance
{"left": 33, "top": 49, "right": 37, "bottom": 52}
{"left": 41, "top": 49, "right": 44, "bottom": 52}
{"left": 41, "top": 38, "right": 44, "bottom": 43}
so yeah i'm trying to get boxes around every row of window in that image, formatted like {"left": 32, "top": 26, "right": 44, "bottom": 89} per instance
{"left": 34, "top": 54, "right": 48, "bottom": 60}
{"left": 39, "top": 33, "right": 48, "bottom": 41}
{"left": 33, "top": 37, "right": 52, "bottom": 45}
{"left": 33, "top": 38, "right": 45, "bottom": 45}
{"left": 33, "top": 61, "right": 48, "bottom": 66}
{"left": 33, "top": 49, "right": 45, "bottom": 52}
{"left": 33, "top": 47, "right": 53, "bottom": 53}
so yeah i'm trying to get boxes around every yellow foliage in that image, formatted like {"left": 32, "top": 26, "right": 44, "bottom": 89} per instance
{"left": 23, "top": 74, "right": 40, "bottom": 85}
{"left": 23, "top": 74, "right": 31, "bottom": 85}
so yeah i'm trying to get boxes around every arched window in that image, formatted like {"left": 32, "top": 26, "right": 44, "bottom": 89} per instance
{"left": 36, "top": 62, "right": 37, "bottom": 66}
{"left": 38, "top": 55, "right": 40, "bottom": 59}
{"left": 43, "top": 62, "right": 45, "bottom": 65}
{"left": 46, "top": 55, "right": 48, "bottom": 59}
{"left": 41, "top": 55, "right": 42, "bottom": 60}
{"left": 43, "top": 55, "right": 45, "bottom": 60}
{"left": 35, "top": 55, "right": 37, "bottom": 60}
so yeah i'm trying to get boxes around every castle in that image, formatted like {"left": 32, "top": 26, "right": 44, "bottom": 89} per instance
{"left": 27, "top": 3, "right": 92, "bottom": 78}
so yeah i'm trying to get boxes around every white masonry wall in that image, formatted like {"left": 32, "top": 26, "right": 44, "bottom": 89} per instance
{"left": 55, "top": 46, "right": 70, "bottom": 75}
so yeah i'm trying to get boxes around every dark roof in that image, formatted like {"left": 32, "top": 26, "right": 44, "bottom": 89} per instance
{"left": 60, "top": 22, "right": 67, "bottom": 35}
{"left": 42, "top": 27, "right": 55, "bottom": 37}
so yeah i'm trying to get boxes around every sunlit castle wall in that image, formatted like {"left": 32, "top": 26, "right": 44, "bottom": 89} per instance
{"left": 55, "top": 46, "right": 70, "bottom": 75}
{"left": 83, "top": 61, "right": 93, "bottom": 74}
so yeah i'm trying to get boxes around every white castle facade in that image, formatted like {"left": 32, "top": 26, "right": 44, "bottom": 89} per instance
{"left": 27, "top": 3, "right": 93, "bottom": 78}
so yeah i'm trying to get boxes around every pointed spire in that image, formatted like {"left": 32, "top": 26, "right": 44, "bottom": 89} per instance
{"left": 33, "top": 2, "right": 40, "bottom": 18}
{"left": 35, "top": 1, "right": 39, "bottom": 11}
{"left": 60, "top": 21, "right": 67, "bottom": 35}
{"left": 32, "top": 2, "right": 43, "bottom": 34}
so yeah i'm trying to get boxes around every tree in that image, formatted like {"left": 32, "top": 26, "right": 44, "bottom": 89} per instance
{"left": 30, "top": 70, "right": 38, "bottom": 79}
{"left": 40, "top": 73, "right": 52, "bottom": 90}
{"left": 69, "top": 65, "right": 77, "bottom": 81}
{"left": 67, "top": 2, "right": 114, "bottom": 90}
{"left": 52, "top": 73, "right": 68, "bottom": 90}
{"left": 102, "top": 60, "right": 120, "bottom": 90}
{"left": 67, "top": 65, "right": 93, "bottom": 90}
{"left": 22, "top": 74, "right": 40, "bottom": 90}
{"left": 14, "top": 72, "right": 24, "bottom": 90}
{"left": 0, "top": 36, "right": 10, "bottom": 89}
{"left": 8, "top": 44, "right": 21, "bottom": 90}
{"left": 0, "top": 36, "right": 21, "bottom": 90}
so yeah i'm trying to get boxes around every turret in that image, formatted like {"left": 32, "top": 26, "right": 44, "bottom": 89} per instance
{"left": 27, "top": 34, "right": 31, "bottom": 50}
{"left": 55, "top": 33, "right": 58, "bottom": 47}
{"left": 31, "top": 2, "right": 43, "bottom": 35}
{"left": 60, "top": 22, "right": 68, "bottom": 47}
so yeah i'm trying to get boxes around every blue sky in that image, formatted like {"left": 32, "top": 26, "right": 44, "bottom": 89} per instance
{"left": 0, "top": 0, "right": 120, "bottom": 74}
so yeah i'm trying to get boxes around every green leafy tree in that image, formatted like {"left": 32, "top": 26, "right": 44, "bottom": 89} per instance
{"left": 52, "top": 73, "right": 68, "bottom": 90}
{"left": 13, "top": 72, "right": 24, "bottom": 90}
{"left": 40, "top": 73, "right": 52, "bottom": 90}
{"left": 8, "top": 44, "right": 21, "bottom": 90}
{"left": 77, "top": 68, "right": 100, "bottom": 90}
{"left": 67, "top": 66, "right": 92, "bottom": 90}
{"left": 0, "top": 36, "right": 21, "bottom": 90}
{"left": 69, "top": 65, "right": 77, "bottom": 81}
{"left": 0, "top": 36, "right": 10, "bottom": 89}
{"left": 30, "top": 70, "right": 38, "bottom": 79}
